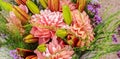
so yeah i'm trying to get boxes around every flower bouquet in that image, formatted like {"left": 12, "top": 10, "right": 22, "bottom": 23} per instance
{"left": 0, "top": 0, "right": 120, "bottom": 59}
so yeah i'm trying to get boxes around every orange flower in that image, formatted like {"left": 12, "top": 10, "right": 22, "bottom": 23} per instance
{"left": 15, "top": 0, "right": 27, "bottom": 5}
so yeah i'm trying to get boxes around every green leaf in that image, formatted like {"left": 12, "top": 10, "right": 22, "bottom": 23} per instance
{"left": 0, "top": 15, "right": 8, "bottom": 34}
{"left": 56, "top": 29, "right": 67, "bottom": 39}
{"left": 72, "top": 54, "right": 79, "bottom": 59}
{"left": 71, "top": 0, "right": 77, "bottom": 3}
{"left": 62, "top": 5, "right": 72, "bottom": 25}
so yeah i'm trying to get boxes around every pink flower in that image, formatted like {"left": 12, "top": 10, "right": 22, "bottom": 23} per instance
{"left": 30, "top": 27, "right": 52, "bottom": 44}
{"left": 30, "top": 10, "right": 67, "bottom": 44}
{"left": 18, "top": 4, "right": 28, "bottom": 13}
{"left": 34, "top": 36, "right": 74, "bottom": 59}
{"left": 69, "top": 10, "right": 94, "bottom": 47}
{"left": 59, "top": 0, "right": 76, "bottom": 11}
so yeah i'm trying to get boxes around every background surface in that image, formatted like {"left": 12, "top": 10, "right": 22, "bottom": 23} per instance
{"left": 99, "top": 0, "right": 120, "bottom": 59}
{"left": 0, "top": 0, "right": 120, "bottom": 59}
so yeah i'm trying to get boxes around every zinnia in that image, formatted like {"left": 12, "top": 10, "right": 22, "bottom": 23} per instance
{"left": 69, "top": 10, "right": 94, "bottom": 47}
{"left": 34, "top": 36, "right": 74, "bottom": 59}
{"left": 30, "top": 10, "right": 66, "bottom": 44}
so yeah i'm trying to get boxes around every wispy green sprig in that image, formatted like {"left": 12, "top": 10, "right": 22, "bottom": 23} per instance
{"left": 87, "top": 10, "right": 120, "bottom": 59}
{"left": 0, "top": 14, "right": 37, "bottom": 50}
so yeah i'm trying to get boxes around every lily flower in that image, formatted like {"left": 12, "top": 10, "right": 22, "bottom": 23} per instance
{"left": 48, "top": 0, "right": 59, "bottom": 11}
{"left": 59, "top": 0, "right": 76, "bottom": 11}
{"left": 23, "top": 34, "right": 38, "bottom": 43}
{"left": 6, "top": 5, "right": 29, "bottom": 35}
{"left": 15, "top": 0, "right": 27, "bottom": 5}
{"left": 12, "top": 5, "right": 30, "bottom": 24}
{"left": 16, "top": 48, "right": 36, "bottom": 58}
{"left": 25, "top": 55, "right": 37, "bottom": 59}
{"left": 19, "top": 4, "right": 28, "bottom": 13}
{"left": 76, "top": 0, "right": 86, "bottom": 12}
{"left": 48, "top": 0, "right": 76, "bottom": 11}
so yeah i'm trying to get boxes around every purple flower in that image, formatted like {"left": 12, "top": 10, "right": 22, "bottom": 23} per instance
{"left": 112, "top": 34, "right": 118, "bottom": 42}
{"left": 93, "top": 15, "right": 102, "bottom": 24}
{"left": 9, "top": 50, "right": 23, "bottom": 59}
{"left": 117, "top": 51, "right": 120, "bottom": 58}
{"left": 117, "top": 25, "right": 120, "bottom": 35}
{"left": 87, "top": 0, "right": 102, "bottom": 27}
{"left": 87, "top": 2, "right": 101, "bottom": 15}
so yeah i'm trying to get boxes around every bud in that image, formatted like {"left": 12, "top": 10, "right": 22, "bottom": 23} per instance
{"left": 39, "top": 0, "right": 47, "bottom": 8}
{"left": 0, "top": 1, "right": 12, "bottom": 12}
{"left": 45, "top": 0, "right": 48, "bottom": 3}
{"left": 62, "top": 5, "right": 72, "bottom": 25}
{"left": 16, "top": 48, "right": 35, "bottom": 58}
{"left": 24, "top": 38, "right": 38, "bottom": 43}
{"left": 37, "top": 44, "right": 46, "bottom": 52}
{"left": 25, "top": 55, "right": 37, "bottom": 59}
{"left": 56, "top": 29, "right": 67, "bottom": 39}
{"left": 48, "top": 0, "right": 59, "bottom": 11}
{"left": 15, "top": 0, "right": 27, "bottom": 5}
{"left": 24, "top": 34, "right": 34, "bottom": 40}
{"left": 77, "top": 0, "right": 86, "bottom": 12}
{"left": 26, "top": 0, "right": 40, "bottom": 14}
{"left": 12, "top": 6, "right": 30, "bottom": 24}
{"left": 23, "top": 34, "right": 38, "bottom": 43}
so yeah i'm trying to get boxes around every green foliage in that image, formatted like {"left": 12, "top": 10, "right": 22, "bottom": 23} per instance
{"left": 0, "top": 15, "right": 8, "bottom": 34}
{"left": 72, "top": 54, "right": 80, "bottom": 59}
{"left": 87, "top": 10, "right": 120, "bottom": 59}
{"left": 71, "top": 0, "right": 77, "bottom": 3}
{"left": 86, "top": 0, "right": 92, "bottom": 3}
{"left": 23, "top": 23, "right": 32, "bottom": 36}
{"left": 0, "top": 14, "right": 37, "bottom": 50}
